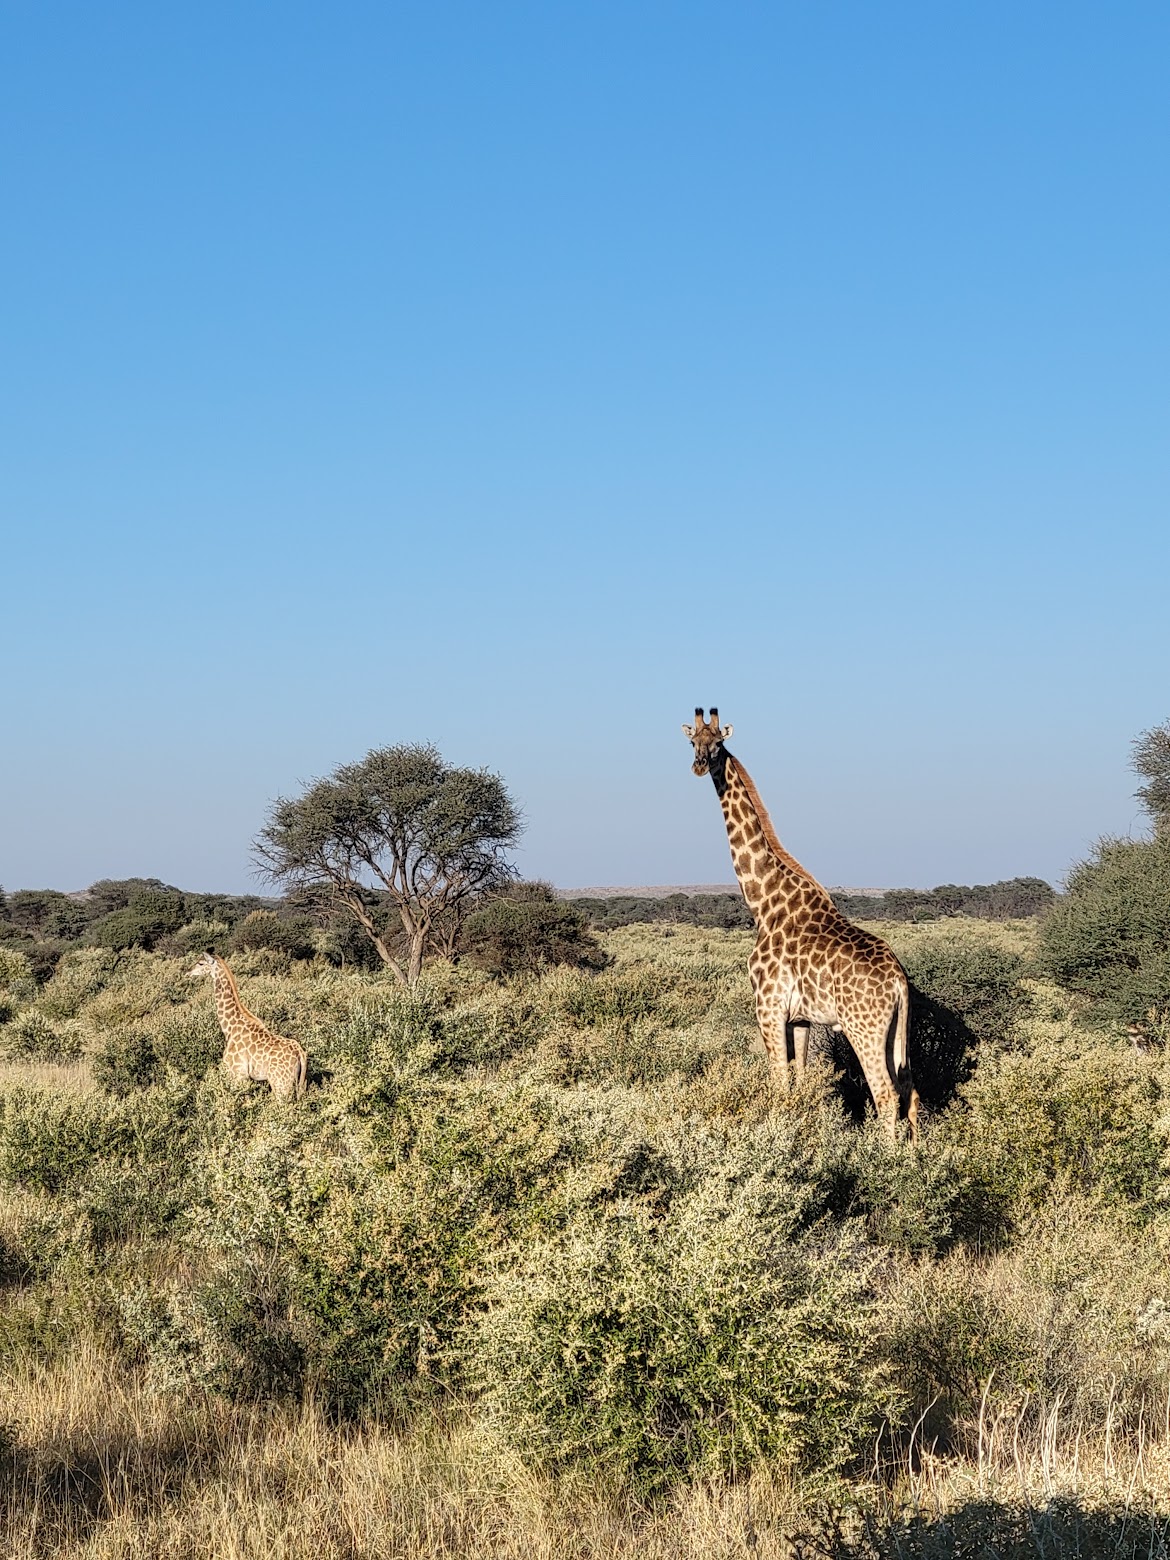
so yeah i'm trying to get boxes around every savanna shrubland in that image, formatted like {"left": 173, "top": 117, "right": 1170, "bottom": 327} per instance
{"left": 2, "top": 918, "right": 1169, "bottom": 1557}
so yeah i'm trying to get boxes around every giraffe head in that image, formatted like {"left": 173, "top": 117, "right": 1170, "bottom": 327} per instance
{"left": 187, "top": 951, "right": 218, "bottom": 981}
{"left": 682, "top": 707, "right": 733, "bottom": 776}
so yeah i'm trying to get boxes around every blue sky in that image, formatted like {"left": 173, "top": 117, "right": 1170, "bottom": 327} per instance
{"left": 3, "top": 2, "right": 1168, "bottom": 894}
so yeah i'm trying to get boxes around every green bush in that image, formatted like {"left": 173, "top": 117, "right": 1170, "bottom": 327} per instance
{"left": 154, "top": 1008, "right": 224, "bottom": 1080}
{"left": 460, "top": 885, "right": 608, "bottom": 978}
{"left": 471, "top": 1183, "right": 901, "bottom": 1491}
{"left": 163, "top": 919, "right": 232, "bottom": 957}
{"left": 92, "top": 1029, "right": 163, "bottom": 1096}
{"left": 4, "top": 890, "right": 88, "bottom": 941}
{"left": 938, "top": 1037, "right": 1162, "bottom": 1226}
{"left": 229, "top": 910, "right": 316, "bottom": 960}
{"left": 0, "top": 1083, "right": 193, "bottom": 1197}
{"left": 0, "top": 1010, "right": 82, "bottom": 1063}
{"left": 37, "top": 947, "right": 119, "bottom": 1020}
{"left": 0, "top": 948, "right": 35, "bottom": 993}
{"left": 2, "top": 940, "right": 69, "bottom": 984}
{"left": 1040, "top": 834, "right": 1170, "bottom": 1032}
{"left": 901, "top": 933, "right": 1028, "bottom": 1046}
{"left": 86, "top": 890, "right": 187, "bottom": 952}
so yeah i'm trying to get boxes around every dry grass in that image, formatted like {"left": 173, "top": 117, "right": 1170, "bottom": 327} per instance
{"left": 0, "top": 1056, "right": 94, "bottom": 1094}
{"left": 0, "top": 1339, "right": 807, "bottom": 1559}
{"left": 2, "top": 1339, "right": 1167, "bottom": 1559}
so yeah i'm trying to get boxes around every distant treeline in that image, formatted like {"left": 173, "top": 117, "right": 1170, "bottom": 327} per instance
{"left": 833, "top": 877, "right": 1056, "bottom": 923}
{"left": 1, "top": 873, "right": 1057, "bottom": 980}
{"left": 568, "top": 894, "right": 756, "bottom": 931}
{"left": 569, "top": 876, "right": 1056, "bottom": 930}
{"left": 0, "top": 879, "right": 282, "bottom": 979}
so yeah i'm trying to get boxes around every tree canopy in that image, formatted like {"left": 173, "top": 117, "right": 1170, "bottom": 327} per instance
{"left": 1040, "top": 833, "right": 1170, "bottom": 1037}
{"left": 1133, "top": 719, "right": 1170, "bottom": 838}
{"left": 254, "top": 744, "right": 522, "bottom": 984}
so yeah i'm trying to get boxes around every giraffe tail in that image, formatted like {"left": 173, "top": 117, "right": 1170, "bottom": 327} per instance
{"left": 893, "top": 980, "right": 920, "bottom": 1143}
{"left": 893, "top": 982, "right": 910, "bottom": 1079}
{"left": 296, "top": 1048, "right": 308, "bottom": 1100}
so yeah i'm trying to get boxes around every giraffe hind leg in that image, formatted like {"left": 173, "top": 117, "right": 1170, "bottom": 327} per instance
{"left": 847, "top": 1024, "right": 902, "bottom": 1141}
{"left": 756, "top": 1011, "right": 793, "bottom": 1089}
{"left": 790, "top": 1023, "right": 810, "bottom": 1077}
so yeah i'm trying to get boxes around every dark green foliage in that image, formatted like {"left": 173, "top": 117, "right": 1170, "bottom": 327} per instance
{"left": 86, "top": 889, "right": 187, "bottom": 952}
{"left": 84, "top": 878, "right": 179, "bottom": 917}
{"left": 570, "top": 892, "right": 754, "bottom": 930}
{"left": 1133, "top": 718, "right": 1170, "bottom": 838}
{"left": 0, "top": 881, "right": 276, "bottom": 970}
{"left": 823, "top": 1499, "right": 1170, "bottom": 1560}
{"left": 902, "top": 935, "right": 1028, "bottom": 1047}
{"left": 192, "top": 1255, "right": 308, "bottom": 1400}
{"left": 4, "top": 890, "right": 88, "bottom": 941}
{"left": 833, "top": 878, "right": 1055, "bottom": 924}
{"left": 92, "top": 1030, "right": 163, "bottom": 1096}
{"left": 228, "top": 910, "right": 316, "bottom": 960}
{"left": 570, "top": 880, "right": 1054, "bottom": 930}
{"left": 461, "top": 883, "right": 608, "bottom": 977}
{"left": 1039, "top": 834, "right": 1170, "bottom": 1031}
{"left": 87, "top": 908, "right": 162, "bottom": 951}
{"left": 2, "top": 940, "right": 69, "bottom": 984}
{"left": 314, "top": 914, "right": 387, "bottom": 970}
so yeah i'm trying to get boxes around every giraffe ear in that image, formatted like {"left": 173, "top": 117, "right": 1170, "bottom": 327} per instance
{"left": 682, "top": 724, "right": 696, "bottom": 739}
{"left": 721, "top": 723, "right": 733, "bottom": 739}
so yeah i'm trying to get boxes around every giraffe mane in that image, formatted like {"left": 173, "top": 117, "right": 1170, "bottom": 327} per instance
{"left": 726, "top": 754, "right": 832, "bottom": 899}
{"left": 213, "top": 956, "right": 259, "bottom": 1022}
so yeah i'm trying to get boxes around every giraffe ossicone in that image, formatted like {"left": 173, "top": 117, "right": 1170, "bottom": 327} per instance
{"left": 188, "top": 951, "right": 308, "bottom": 1101}
{"left": 684, "top": 708, "right": 918, "bottom": 1142}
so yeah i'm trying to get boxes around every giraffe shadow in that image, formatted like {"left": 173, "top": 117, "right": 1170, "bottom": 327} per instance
{"left": 811, "top": 985, "right": 977, "bottom": 1122}
{"left": 0, "top": 1419, "right": 229, "bottom": 1553}
{"left": 794, "top": 1496, "right": 1170, "bottom": 1559}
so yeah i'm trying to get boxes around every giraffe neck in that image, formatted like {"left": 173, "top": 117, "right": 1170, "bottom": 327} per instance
{"left": 210, "top": 959, "right": 249, "bottom": 1030}
{"left": 709, "top": 747, "right": 831, "bottom": 923}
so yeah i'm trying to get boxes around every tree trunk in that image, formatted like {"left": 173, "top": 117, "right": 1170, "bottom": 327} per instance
{"left": 408, "top": 928, "right": 426, "bottom": 986}
{"left": 340, "top": 894, "right": 409, "bottom": 984}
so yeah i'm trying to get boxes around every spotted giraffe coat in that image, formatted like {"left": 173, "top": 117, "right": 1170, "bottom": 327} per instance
{"left": 189, "top": 953, "right": 308, "bottom": 1101}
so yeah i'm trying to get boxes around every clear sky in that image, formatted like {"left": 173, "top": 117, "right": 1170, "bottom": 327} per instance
{"left": 3, "top": 2, "right": 1168, "bottom": 895}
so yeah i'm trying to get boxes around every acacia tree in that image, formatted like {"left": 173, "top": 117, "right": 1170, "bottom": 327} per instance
{"left": 254, "top": 744, "right": 521, "bottom": 985}
{"left": 1133, "top": 719, "right": 1170, "bottom": 838}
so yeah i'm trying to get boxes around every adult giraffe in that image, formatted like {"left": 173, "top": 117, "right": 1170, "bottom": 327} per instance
{"left": 683, "top": 708, "right": 918, "bottom": 1142}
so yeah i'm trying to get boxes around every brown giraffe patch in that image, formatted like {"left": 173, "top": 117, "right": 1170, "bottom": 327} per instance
{"left": 188, "top": 953, "right": 308, "bottom": 1101}
{"left": 682, "top": 708, "right": 918, "bottom": 1142}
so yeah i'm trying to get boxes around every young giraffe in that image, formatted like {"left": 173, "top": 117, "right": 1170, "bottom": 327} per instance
{"left": 683, "top": 709, "right": 918, "bottom": 1142}
{"left": 187, "top": 952, "right": 308, "bottom": 1101}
